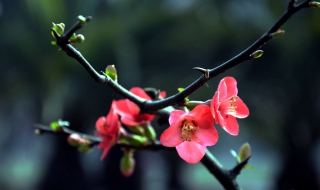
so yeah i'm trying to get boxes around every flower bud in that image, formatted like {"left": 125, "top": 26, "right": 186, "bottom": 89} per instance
{"left": 310, "top": 1, "right": 320, "bottom": 8}
{"left": 121, "top": 135, "right": 148, "bottom": 147}
{"left": 67, "top": 134, "right": 82, "bottom": 147}
{"left": 51, "top": 22, "right": 65, "bottom": 38}
{"left": 77, "top": 15, "right": 87, "bottom": 24}
{"left": 238, "top": 142, "right": 251, "bottom": 162}
{"left": 127, "top": 126, "right": 145, "bottom": 136}
{"left": 270, "top": 29, "right": 285, "bottom": 38}
{"left": 105, "top": 65, "right": 118, "bottom": 82}
{"left": 120, "top": 149, "right": 135, "bottom": 177}
{"left": 251, "top": 50, "right": 264, "bottom": 59}
{"left": 141, "top": 124, "right": 156, "bottom": 141}
{"left": 67, "top": 134, "right": 92, "bottom": 153}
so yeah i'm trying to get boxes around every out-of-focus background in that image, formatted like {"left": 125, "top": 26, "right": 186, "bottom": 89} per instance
{"left": 1, "top": 0, "right": 320, "bottom": 189}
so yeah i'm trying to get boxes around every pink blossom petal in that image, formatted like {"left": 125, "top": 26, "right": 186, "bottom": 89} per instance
{"left": 195, "top": 119, "right": 218, "bottom": 146}
{"left": 125, "top": 99, "right": 140, "bottom": 116}
{"left": 114, "top": 100, "right": 134, "bottom": 116}
{"left": 234, "top": 97, "right": 249, "bottom": 118}
{"left": 120, "top": 115, "right": 143, "bottom": 126}
{"left": 176, "top": 141, "right": 206, "bottom": 164}
{"left": 160, "top": 120, "right": 183, "bottom": 147}
{"left": 106, "top": 101, "right": 120, "bottom": 132}
{"left": 169, "top": 110, "right": 185, "bottom": 125}
{"left": 160, "top": 91, "right": 166, "bottom": 98}
{"left": 100, "top": 145, "right": 112, "bottom": 160}
{"left": 218, "top": 77, "right": 238, "bottom": 101}
{"left": 224, "top": 115, "right": 239, "bottom": 136}
{"left": 130, "top": 87, "right": 152, "bottom": 100}
{"left": 211, "top": 92, "right": 221, "bottom": 122}
{"left": 189, "top": 104, "right": 214, "bottom": 124}
{"left": 98, "top": 135, "right": 116, "bottom": 160}
{"left": 96, "top": 116, "right": 107, "bottom": 133}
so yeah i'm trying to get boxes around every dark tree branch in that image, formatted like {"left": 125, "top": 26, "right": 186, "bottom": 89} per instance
{"left": 52, "top": 1, "right": 311, "bottom": 115}
{"left": 143, "top": 0, "right": 311, "bottom": 113}
{"left": 35, "top": 123, "right": 251, "bottom": 189}
{"left": 201, "top": 151, "right": 240, "bottom": 190}
{"left": 34, "top": 124, "right": 167, "bottom": 150}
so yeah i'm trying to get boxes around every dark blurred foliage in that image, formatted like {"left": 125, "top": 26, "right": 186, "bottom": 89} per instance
{"left": 1, "top": 0, "right": 320, "bottom": 189}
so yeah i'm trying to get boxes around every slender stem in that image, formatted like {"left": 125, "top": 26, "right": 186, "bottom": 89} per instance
{"left": 34, "top": 124, "right": 166, "bottom": 150}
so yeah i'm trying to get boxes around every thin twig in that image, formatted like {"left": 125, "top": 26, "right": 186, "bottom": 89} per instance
{"left": 34, "top": 124, "right": 167, "bottom": 150}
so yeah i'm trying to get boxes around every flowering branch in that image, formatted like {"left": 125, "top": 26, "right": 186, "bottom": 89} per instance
{"left": 44, "top": 0, "right": 314, "bottom": 188}
{"left": 34, "top": 123, "right": 248, "bottom": 189}
{"left": 144, "top": 0, "right": 312, "bottom": 113}
{"left": 34, "top": 124, "right": 165, "bottom": 150}
{"left": 52, "top": 1, "right": 312, "bottom": 115}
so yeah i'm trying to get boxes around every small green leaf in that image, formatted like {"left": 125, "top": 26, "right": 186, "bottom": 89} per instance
{"left": 78, "top": 15, "right": 87, "bottom": 24}
{"left": 51, "top": 41, "right": 57, "bottom": 45}
{"left": 50, "top": 121, "right": 61, "bottom": 132}
{"left": 177, "top": 88, "right": 189, "bottom": 101}
{"left": 141, "top": 124, "right": 156, "bottom": 141}
{"left": 78, "top": 144, "right": 92, "bottom": 153}
{"left": 105, "top": 65, "right": 118, "bottom": 82}
{"left": 310, "top": 2, "right": 320, "bottom": 8}
{"left": 270, "top": 29, "right": 285, "bottom": 38}
{"left": 51, "top": 22, "right": 65, "bottom": 37}
{"left": 127, "top": 126, "right": 145, "bottom": 136}
{"left": 243, "top": 165, "right": 253, "bottom": 169}
{"left": 251, "top": 50, "right": 264, "bottom": 59}
{"left": 70, "top": 33, "right": 77, "bottom": 41}
{"left": 238, "top": 142, "right": 251, "bottom": 162}
{"left": 121, "top": 135, "right": 148, "bottom": 147}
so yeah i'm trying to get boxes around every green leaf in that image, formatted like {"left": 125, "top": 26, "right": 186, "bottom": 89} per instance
{"left": 270, "top": 29, "right": 285, "bottom": 38}
{"left": 141, "top": 124, "right": 156, "bottom": 141}
{"left": 243, "top": 165, "right": 253, "bottom": 169}
{"left": 50, "top": 121, "right": 61, "bottom": 132}
{"left": 251, "top": 50, "right": 264, "bottom": 59}
{"left": 77, "top": 15, "right": 87, "bottom": 24}
{"left": 105, "top": 65, "right": 118, "bottom": 82}
{"left": 121, "top": 135, "right": 148, "bottom": 147}
{"left": 238, "top": 142, "right": 251, "bottom": 162}
{"left": 127, "top": 126, "right": 145, "bottom": 136}
{"left": 310, "top": 2, "right": 320, "bottom": 8}
{"left": 78, "top": 144, "right": 92, "bottom": 153}
{"left": 177, "top": 88, "right": 189, "bottom": 101}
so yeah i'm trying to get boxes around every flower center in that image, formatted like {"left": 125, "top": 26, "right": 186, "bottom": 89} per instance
{"left": 227, "top": 95, "right": 238, "bottom": 115}
{"left": 180, "top": 121, "right": 200, "bottom": 142}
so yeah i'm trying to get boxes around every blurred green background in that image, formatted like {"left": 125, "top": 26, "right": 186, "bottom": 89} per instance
{"left": 1, "top": 0, "right": 320, "bottom": 189}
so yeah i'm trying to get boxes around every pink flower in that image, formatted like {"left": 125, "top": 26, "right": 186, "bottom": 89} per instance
{"left": 96, "top": 101, "right": 121, "bottom": 160}
{"left": 114, "top": 87, "right": 155, "bottom": 126}
{"left": 211, "top": 77, "right": 249, "bottom": 136}
{"left": 160, "top": 105, "right": 218, "bottom": 164}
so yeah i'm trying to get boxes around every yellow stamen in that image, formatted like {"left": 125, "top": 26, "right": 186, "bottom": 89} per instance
{"left": 228, "top": 95, "right": 238, "bottom": 115}
{"left": 180, "top": 121, "right": 200, "bottom": 142}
